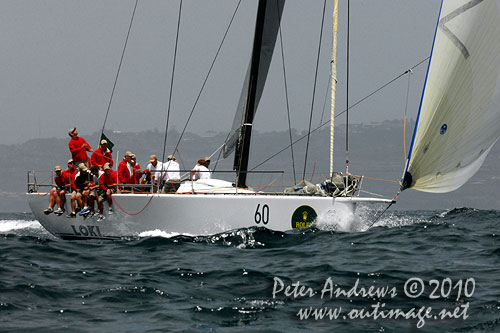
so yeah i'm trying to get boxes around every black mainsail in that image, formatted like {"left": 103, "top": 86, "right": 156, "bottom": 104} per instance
{"left": 222, "top": 0, "right": 285, "bottom": 188}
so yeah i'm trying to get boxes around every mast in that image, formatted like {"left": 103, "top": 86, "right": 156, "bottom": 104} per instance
{"left": 329, "top": 0, "right": 339, "bottom": 178}
{"left": 233, "top": 0, "right": 284, "bottom": 188}
{"left": 234, "top": 0, "right": 267, "bottom": 188}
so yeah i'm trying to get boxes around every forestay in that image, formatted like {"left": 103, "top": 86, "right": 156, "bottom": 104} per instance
{"left": 402, "top": 0, "right": 500, "bottom": 193}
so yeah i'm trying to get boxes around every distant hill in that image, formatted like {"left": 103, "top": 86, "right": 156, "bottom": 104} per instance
{"left": 2, "top": 120, "right": 499, "bottom": 212}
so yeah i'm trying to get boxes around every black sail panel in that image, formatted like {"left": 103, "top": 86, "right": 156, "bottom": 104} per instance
{"left": 223, "top": 0, "right": 285, "bottom": 160}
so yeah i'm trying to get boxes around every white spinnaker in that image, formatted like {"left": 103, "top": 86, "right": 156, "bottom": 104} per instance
{"left": 405, "top": 0, "right": 500, "bottom": 193}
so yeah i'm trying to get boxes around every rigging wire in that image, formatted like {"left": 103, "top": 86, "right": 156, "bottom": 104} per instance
{"left": 171, "top": 0, "right": 243, "bottom": 161}
{"left": 276, "top": 0, "right": 296, "bottom": 184}
{"left": 403, "top": 69, "right": 413, "bottom": 164}
{"left": 100, "top": 0, "right": 139, "bottom": 141}
{"left": 345, "top": 0, "right": 350, "bottom": 173}
{"left": 160, "top": 0, "right": 183, "bottom": 164}
{"left": 319, "top": 76, "right": 332, "bottom": 125}
{"left": 339, "top": 57, "right": 428, "bottom": 119}
{"left": 249, "top": 57, "right": 429, "bottom": 171}
{"left": 366, "top": 196, "right": 397, "bottom": 230}
{"left": 302, "top": 0, "right": 328, "bottom": 180}
{"left": 172, "top": 148, "right": 187, "bottom": 173}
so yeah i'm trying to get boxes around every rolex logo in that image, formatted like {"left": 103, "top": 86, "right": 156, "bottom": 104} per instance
{"left": 292, "top": 205, "right": 317, "bottom": 229}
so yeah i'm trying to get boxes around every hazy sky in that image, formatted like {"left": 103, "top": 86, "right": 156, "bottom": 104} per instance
{"left": 0, "top": 0, "right": 441, "bottom": 145}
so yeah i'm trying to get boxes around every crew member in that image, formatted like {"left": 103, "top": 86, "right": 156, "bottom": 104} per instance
{"left": 118, "top": 151, "right": 135, "bottom": 191}
{"left": 99, "top": 162, "right": 117, "bottom": 215}
{"left": 68, "top": 127, "right": 93, "bottom": 167}
{"left": 75, "top": 163, "right": 92, "bottom": 217}
{"left": 88, "top": 165, "right": 104, "bottom": 219}
{"left": 91, "top": 139, "right": 113, "bottom": 168}
{"left": 146, "top": 154, "right": 164, "bottom": 192}
{"left": 138, "top": 169, "right": 152, "bottom": 193}
{"left": 190, "top": 157, "right": 212, "bottom": 181}
{"left": 163, "top": 155, "right": 181, "bottom": 193}
{"left": 67, "top": 163, "right": 91, "bottom": 218}
{"left": 63, "top": 159, "right": 77, "bottom": 192}
{"left": 43, "top": 165, "right": 69, "bottom": 216}
{"left": 131, "top": 154, "right": 143, "bottom": 184}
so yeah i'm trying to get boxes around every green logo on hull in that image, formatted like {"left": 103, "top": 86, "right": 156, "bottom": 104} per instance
{"left": 291, "top": 205, "right": 317, "bottom": 229}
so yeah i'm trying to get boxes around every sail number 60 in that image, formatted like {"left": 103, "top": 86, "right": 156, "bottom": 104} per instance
{"left": 254, "top": 204, "right": 269, "bottom": 225}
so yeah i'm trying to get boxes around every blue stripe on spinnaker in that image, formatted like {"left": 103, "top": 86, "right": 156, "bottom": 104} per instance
{"left": 402, "top": 0, "right": 444, "bottom": 181}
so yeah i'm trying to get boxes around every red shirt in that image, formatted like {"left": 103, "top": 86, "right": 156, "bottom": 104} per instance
{"left": 99, "top": 170, "right": 117, "bottom": 191}
{"left": 91, "top": 147, "right": 113, "bottom": 168}
{"left": 54, "top": 172, "right": 70, "bottom": 189}
{"left": 133, "top": 163, "right": 141, "bottom": 184}
{"left": 63, "top": 168, "right": 77, "bottom": 191}
{"left": 69, "top": 136, "right": 92, "bottom": 163}
{"left": 118, "top": 159, "right": 134, "bottom": 184}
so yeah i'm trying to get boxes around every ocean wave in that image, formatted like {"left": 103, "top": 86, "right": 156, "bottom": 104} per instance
{"left": 129, "top": 227, "right": 278, "bottom": 248}
{"left": 138, "top": 229, "right": 183, "bottom": 238}
{"left": 314, "top": 204, "right": 434, "bottom": 232}
{"left": 0, "top": 220, "right": 44, "bottom": 233}
{"left": 0, "top": 213, "right": 53, "bottom": 238}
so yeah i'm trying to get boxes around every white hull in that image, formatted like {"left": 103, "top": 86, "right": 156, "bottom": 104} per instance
{"left": 27, "top": 192, "right": 392, "bottom": 240}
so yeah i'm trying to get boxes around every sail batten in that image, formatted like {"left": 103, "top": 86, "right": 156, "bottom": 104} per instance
{"left": 404, "top": 0, "right": 500, "bottom": 193}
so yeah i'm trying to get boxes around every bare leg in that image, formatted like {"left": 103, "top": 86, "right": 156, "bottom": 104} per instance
{"left": 97, "top": 198, "right": 104, "bottom": 215}
{"left": 59, "top": 190, "right": 66, "bottom": 209}
{"left": 71, "top": 195, "right": 76, "bottom": 212}
{"left": 88, "top": 194, "right": 95, "bottom": 213}
{"left": 106, "top": 189, "right": 113, "bottom": 209}
{"left": 48, "top": 188, "right": 57, "bottom": 209}
{"left": 54, "top": 190, "right": 62, "bottom": 209}
{"left": 76, "top": 193, "right": 84, "bottom": 208}
{"left": 82, "top": 191, "right": 89, "bottom": 208}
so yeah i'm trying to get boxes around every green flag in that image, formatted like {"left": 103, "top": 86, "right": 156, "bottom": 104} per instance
{"left": 100, "top": 133, "right": 114, "bottom": 153}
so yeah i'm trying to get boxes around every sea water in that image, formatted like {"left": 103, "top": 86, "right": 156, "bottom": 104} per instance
{"left": 1, "top": 208, "right": 500, "bottom": 332}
